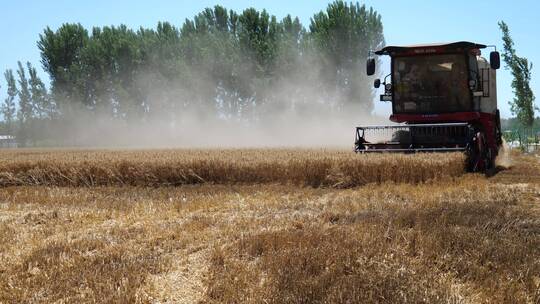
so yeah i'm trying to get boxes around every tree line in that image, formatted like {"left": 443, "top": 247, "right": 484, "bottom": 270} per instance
{"left": 1, "top": 1, "right": 384, "bottom": 146}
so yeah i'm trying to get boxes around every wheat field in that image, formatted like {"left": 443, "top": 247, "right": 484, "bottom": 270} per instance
{"left": 0, "top": 149, "right": 465, "bottom": 187}
{"left": 0, "top": 149, "right": 539, "bottom": 303}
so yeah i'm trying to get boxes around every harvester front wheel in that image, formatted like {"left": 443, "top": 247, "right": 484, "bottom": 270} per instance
{"left": 467, "top": 131, "right": 492, "bottom": 173}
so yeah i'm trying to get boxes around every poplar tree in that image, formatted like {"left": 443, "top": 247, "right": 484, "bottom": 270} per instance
{"left": 2, "top": 70, "right": 17, "bottom": 134}
{"left": 27, "top": 62, "right": 53, "bottom": 119}
{"left": 499, "top": 21, "right": 536, "bottom": 127}
{"left": 16, "top": 61, "right": 33, "bottom": 146}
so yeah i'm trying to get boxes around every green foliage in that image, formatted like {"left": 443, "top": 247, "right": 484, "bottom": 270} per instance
{"left": 38, "top": 23, "right": 89, "bottom": 104}
{"left": 498, "top": 21, "right": 536, "bottom": 127}
{"left": 2, "top": 63, "right": 55, "bottom": 145}
{"left": 16, "top": 62, "right": 33, "bottom": 146}
{"left": 310, "top": 2, "right": 384, "bottom": 112}
{"left": 2, "top": 70, "right": 17, "bottom": 134}
{"left": 4, "top": 1, "right": 385, "bottom": 145}
{"left": 501, "top": 117, "right": 540, "bottom": 131}
{"left": 28, "top": 62, "right": 55, "bottom": 119}
{"left": 16, "top": 62, "right": 32, "bottom": 122}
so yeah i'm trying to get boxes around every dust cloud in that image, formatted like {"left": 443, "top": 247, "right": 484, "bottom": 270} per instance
{"left": 55, "top": 60, "right": 387, "bottom": 148}
{"left": 496, "top": 139, "right": 513, "bottom": 168}
{"left": 64, "top": 106, "right": 387, "bottom": 149}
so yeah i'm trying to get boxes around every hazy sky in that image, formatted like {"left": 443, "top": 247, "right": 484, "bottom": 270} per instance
{"left": 0, "top": 0, "right": 537, "bottom": 118}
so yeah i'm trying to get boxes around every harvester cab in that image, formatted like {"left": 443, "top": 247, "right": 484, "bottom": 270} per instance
{"left": 356, "top": 41, "right": 502, "bottom": 172}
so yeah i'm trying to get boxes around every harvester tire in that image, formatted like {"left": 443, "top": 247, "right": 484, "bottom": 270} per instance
{"left": 467, "top": 131, "right": 489, "bottom": 173}
{"left": 485, "top": 148, "right": 497, "bottom": 177}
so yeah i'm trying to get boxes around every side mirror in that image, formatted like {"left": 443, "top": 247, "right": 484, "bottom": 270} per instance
{"left": 374, "top": 79, "right": 381, "bottom": 88}
{"left": 490, "top": 51, "right": 500, "bottom": 69}
{"left": 366, "top": 58, "right": 376, "bottom": 76}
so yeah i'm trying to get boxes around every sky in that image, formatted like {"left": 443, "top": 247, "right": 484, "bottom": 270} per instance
{"left": 0, "top": 0, "right": 538, "bottom": 118}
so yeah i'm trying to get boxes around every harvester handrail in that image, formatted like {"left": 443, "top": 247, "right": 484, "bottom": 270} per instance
{"left": 358, "top": 147, "right": 467, "bottom": 152}
{"left": 356, "top": 122, "right": 469, "bottom": 130}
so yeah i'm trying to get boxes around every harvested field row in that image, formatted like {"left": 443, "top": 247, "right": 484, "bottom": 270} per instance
{"left": 0, "top": 171, "right": 539, "bottom": 303}
{"left": 0, "top": 149, "right": 466, "bottom": 187}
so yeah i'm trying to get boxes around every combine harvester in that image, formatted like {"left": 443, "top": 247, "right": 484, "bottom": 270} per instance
{"left": 356, "top": 42, "right": 502, "bottom": 172}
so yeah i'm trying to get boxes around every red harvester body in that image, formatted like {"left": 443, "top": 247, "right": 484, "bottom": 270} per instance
{"left": 356, "top": 41, "right": 502, "bottom": 172}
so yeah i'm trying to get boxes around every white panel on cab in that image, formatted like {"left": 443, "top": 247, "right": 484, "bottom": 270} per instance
{"left": 476, "top": 56, "right": 497, "bottom": 114}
